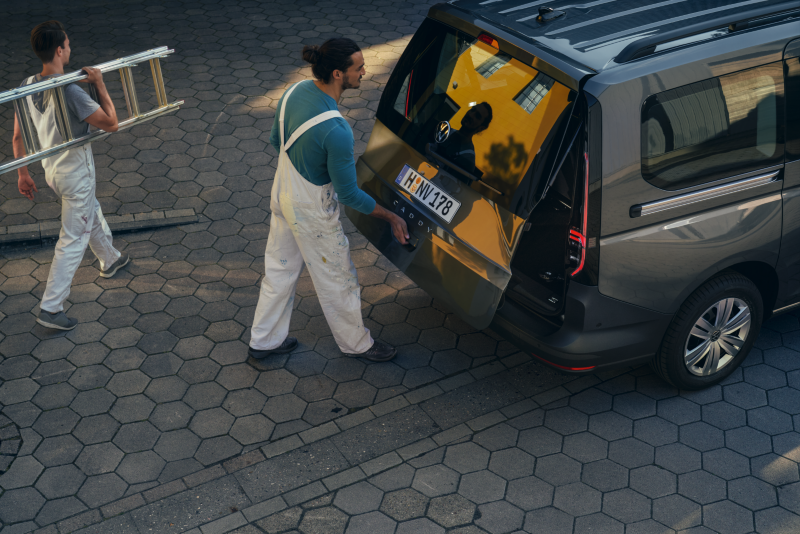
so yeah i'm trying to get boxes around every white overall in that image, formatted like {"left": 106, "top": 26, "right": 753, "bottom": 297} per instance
{"left": 250, "top": 82, "right": 373, "bottom": 354}
{"left": 25, "top": 77, "right": 120, "bottom": 313}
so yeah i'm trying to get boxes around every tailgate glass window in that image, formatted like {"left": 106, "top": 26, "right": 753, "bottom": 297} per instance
{"left": 378, "top": 19, "right": 573, "bottom": 211}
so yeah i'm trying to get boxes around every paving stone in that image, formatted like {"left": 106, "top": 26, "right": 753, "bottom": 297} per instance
{"left": 395, "top": 517, "right": 445, "bottom": 534}
{"left": 380, "top": 488, "right": 429, "bottom": 521}
{"left": 75, "top": 443, "right": 125, "bottom": 476}
{"left": 535, "top": 454, "right": 582, "bottom": 486}
{"left": 413, "top": 465, "right": 459, "bottom": 498}
{"left": 0, "top": 487, "right": 46, "bottom": 523}
{"left": 345, "top": 510, "right": 396, "bottom": 534}
{"left": 473, "top": 423, "right": 518, "bottom": 451}
{"left": 522, "top": 507, "right": 573, "bottom": 534}
{"left": 703, "top": 500, "right": 754, "bottom": 534}
{"left": 553, "top": 482, "right": 602, "bottom": 517}
{"left": 729, "top": 475, "right": 778, "bottom": 511}
{"left": 459, "top": 470, "right": 506, "bottom": 504}
{"left": 444, "top": 442, "right": 490, "bottom": 474}
{"left": 517, "top": 427, "right": 562, "bottom": 457}
{"left": 256, "top": 507, "right": 302, "bottom": 533}
{"left": 652, "top": 493, "right": 701, "bottom": 530}
{"left": 0, "top": 455, "right": 44, "bottom": 489}
{"left": 488, "top": 448, "right": 535, "bottom": 481}
{"left": 475, "top": 500, "right": 524, "bottom": 534}
{"left": 34, "top": 435, "right": 84, "bottom": 466}
{"left": 629, "top": 466, "right": 676, "bottom": 499}
{"left": 334, "top": 481, "right": 384, "bottom": 515}
{"left": 77, "top": 473, "right": 128, "bottom": 508}
{"left": 35, "top": 464, "right": 86, "bottom": 499}
{"left": 701, "top": 448, "right": 751, "bottom": 480}
{"left": 296, "top": 505, "right": 347, "bottom": 533}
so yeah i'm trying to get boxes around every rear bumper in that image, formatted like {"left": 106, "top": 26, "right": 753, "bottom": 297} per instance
{"left": 492, "top": 282, "right": 673, "bottom": 372}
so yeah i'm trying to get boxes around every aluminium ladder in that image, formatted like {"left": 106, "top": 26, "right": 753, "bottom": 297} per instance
{"left": 0, "top": 46, "right": 184, "bottom": 175}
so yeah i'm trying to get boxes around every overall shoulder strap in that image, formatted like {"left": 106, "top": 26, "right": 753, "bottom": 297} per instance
{"left": 279, "top": 82, "right": 304, "bottom": 150}
{"left": 284, "top": 110, "right": 343, "bottom": 151}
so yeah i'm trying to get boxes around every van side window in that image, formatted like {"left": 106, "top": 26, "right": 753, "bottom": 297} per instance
{"left": 641, "top": 62, "right": 784, "bottom": 190}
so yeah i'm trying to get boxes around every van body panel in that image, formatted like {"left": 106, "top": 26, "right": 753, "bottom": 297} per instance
{"left": 776, "top": 183, "right": 800, "bottom": 310}
{"left": 599, "top": 192, "right": 783, "bottom": 313}
{"left": 492, "top": 282, "right": 672, "bottom": 370}
{"left": 585, "top": 22, "right": 799, "bottom": 237}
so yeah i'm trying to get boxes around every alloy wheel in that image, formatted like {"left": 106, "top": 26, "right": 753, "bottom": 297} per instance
{"left": 684, "top": 297, "right": 751, "bottom": 377}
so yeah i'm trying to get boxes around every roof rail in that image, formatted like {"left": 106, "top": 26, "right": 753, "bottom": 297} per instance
{"left": 615, "top": 1, "right": 800, "bottom": 64}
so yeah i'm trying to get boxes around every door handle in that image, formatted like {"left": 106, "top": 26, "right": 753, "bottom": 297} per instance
{"left": 393, "top": 232, "right": 419, "bottom": 250}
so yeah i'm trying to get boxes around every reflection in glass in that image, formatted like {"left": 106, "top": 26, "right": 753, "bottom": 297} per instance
{"left": 641, "top": 62, "right": 783, "bottom": 190}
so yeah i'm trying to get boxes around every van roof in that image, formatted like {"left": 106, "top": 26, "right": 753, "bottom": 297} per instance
{"left": 446, "top": 0, "right": 800, "bottom": 71}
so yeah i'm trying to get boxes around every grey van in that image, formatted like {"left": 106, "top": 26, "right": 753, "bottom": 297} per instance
{"left": 346, "top": 0, "right": 800, "bottom": 389}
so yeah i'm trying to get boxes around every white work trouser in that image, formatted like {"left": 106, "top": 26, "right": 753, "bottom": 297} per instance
{"left": 22, "top": 77, "right": 121, "bottom": 314}
{"left": 40, "top": 149, "right": 120, "bottom": 313}
{"left": 250, "top": 83, "right": 373, "bottom": 354}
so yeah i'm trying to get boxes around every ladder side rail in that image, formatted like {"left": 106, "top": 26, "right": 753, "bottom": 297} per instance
{"left": 13, "top": 99, "right": 41, "bottom": 155}
{"left": 119, "top": 70, "right": 134, "bottom": 119}
{"left": 149, "top": 59, "right": 168, "bottom": 108}
{"left": 0, "top": 47, "right": 174, "bottom": 105}
{"left": 53, "top": 87, "right": 74, "bottom": 142}
{"left": 0, "top": 100, "right": 183, "bottom": 176}
{"left": 120, "top": 68, "right": 141, "bottom": 118}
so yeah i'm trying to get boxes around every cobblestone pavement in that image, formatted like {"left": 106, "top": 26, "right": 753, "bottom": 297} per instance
{"left": 1, "top": 1, "right": 800, "bottom": 534}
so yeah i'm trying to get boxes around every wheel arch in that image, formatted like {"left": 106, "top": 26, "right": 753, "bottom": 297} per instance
{"left": 725, "top": 261, "right": 779, "bottom": 318}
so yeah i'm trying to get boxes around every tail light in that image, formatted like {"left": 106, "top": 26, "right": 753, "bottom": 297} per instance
{"left": 404, "top": 70, "right": 413, "bottom": 119}
{"left": 478, "top": 33, "right": 500, "bottom": 49}
{"left": 569, "top": 152, "right": 590, "bottom": 277}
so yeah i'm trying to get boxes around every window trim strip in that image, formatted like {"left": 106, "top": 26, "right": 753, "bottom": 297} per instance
{"left": 630, "top": 169, "right": 781, "bottom": 218}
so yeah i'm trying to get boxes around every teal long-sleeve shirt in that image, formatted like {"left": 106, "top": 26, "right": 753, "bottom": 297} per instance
{"left": 270, "top": 80, "right": 376, "bottom": 215}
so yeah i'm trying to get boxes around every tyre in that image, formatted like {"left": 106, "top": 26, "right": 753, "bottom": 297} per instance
{"left": 653, "top": 271, "right": 762, "bottom": 390}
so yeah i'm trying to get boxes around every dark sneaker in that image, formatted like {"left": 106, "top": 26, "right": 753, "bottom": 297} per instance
{"left": 352, "top": 340, "right": 397, "bottom": 362}
{"left": 99, "top": 253, "right": 130, "bottom": 278}
{"left": 37, "top": 310, "right": 78, "bottom": 331}
{"left": 249, "top": 337, "right": 298, "bottom": 359}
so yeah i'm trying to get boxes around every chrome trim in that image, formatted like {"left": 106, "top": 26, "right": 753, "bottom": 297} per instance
{"left": 633, "top": 170, "right": 781, "bottom": 217}
{"left": 773, "top": 301, "right": 800, "bottom": 315}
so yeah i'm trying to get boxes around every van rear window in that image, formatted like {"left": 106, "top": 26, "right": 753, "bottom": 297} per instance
{"left": 377, "top": 19, "right": 572, "bottom": 211}
{"left": 641, "top": 62, "right": 784, "bottom": 190}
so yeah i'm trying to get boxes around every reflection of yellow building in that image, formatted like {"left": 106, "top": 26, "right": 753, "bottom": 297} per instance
{"left": 443, "top": 40, "right": 571, "bottom": 197}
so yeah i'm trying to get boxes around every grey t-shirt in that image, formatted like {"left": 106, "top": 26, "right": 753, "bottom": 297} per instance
{"left": 19, "top": 74, "right": 100, "bottom": 138}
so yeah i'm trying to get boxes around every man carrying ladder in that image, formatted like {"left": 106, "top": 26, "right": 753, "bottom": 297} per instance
{"left": 13, "top": 20, "right": 129, "bottom": 330}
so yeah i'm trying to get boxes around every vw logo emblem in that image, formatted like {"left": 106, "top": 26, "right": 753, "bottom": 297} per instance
{"left": 435, "top": 121, "right": 451, "bottom": 143}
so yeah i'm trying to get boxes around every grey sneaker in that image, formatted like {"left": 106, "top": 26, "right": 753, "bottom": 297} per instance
{"left": 99, "top": 253, "right": 129, "bottom": 278}
{"left": 351, "top": 340, "right": 397, "bottom": 362}
{"left": 37, "top": 310, "right": 78, "bottom": 331}
{"left": 248, "top": 337, "right": 298, "bottom": 360}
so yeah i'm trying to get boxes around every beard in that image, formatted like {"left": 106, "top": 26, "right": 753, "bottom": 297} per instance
{"left": 342, "top": 76, "right": 361, "bottom": 90}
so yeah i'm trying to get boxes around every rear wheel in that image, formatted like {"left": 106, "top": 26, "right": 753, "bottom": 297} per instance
{"left": 653, "top": 272, "right": 762, "bottom": 390}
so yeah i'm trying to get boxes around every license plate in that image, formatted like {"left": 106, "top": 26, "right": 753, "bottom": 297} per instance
{"left": 395, "top": 165, "right": 461, "bottom": 223}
